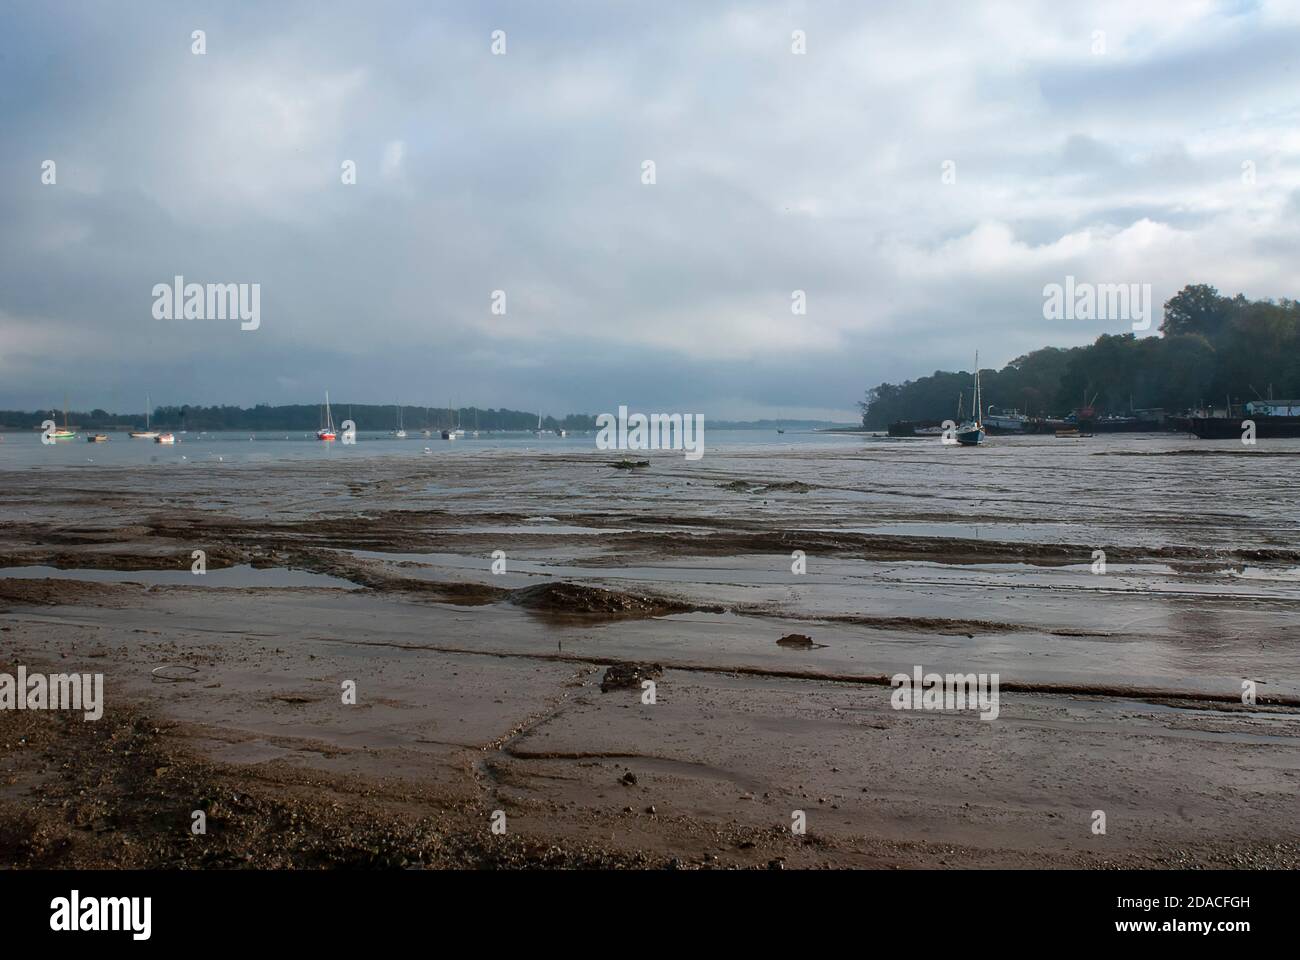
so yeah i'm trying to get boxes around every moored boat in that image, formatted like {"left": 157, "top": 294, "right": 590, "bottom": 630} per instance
{"left": 887, "top": 419, "right": 944, "bottom": 437}
{"left": 316, "top": 391, "right": 337, "bottom": 441}
{"left": 48, "top": 400, "right": 75, "bottom": 440}
{"left": 130, "top": 394, "right": 158, "bottom": 438}
{"left": 441, "top": 401, "right": 465, "bottom": 439}
{"left": 1188, "top": 415, "right": 1300, "bottom": 439}
{"left": 984, "top": 407, "right": 1027, "bottom": 435}
{"left": 155, "top": 432, "right": 176, "bottom": 444}
{"left": 955, "top": 353, "right": 985, "bottom": 446}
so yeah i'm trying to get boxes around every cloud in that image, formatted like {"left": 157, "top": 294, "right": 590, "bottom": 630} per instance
{"left": 380, "top": 140, "right": 405, "bottom": 179}
{"left": 0, "top": 0, "right": 1297, "bottom": 419}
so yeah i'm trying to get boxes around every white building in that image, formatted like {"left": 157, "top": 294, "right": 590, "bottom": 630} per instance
{"left": 1246, "top": 400, "right": 1300, "bottom": 417}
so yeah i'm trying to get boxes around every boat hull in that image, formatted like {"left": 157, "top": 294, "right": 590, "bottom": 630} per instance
{"left": 887, "top": 419, "right": 945, "bottom": 437}
{"left": 984, "top": 417, "right": 1026, "bottom": 434}
{"left": 956, "top": 427, "right": 985, "bottom": 446}
{"left": 1188, "top": 416, "right": 1300, "bottom": 439}
{"left": 1087, "top": 418, "right": 1168, "bottom": 433}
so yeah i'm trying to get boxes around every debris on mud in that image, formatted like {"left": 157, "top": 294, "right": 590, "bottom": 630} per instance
{"left": 610, "top": 459, "right": 650, "bottom": 469}
{"left": 776, "top": 633, "right": 826, "bottom": 650}
{"left": 600, "top": 662, "right": 664, "bottom": 692}
{"left": 509, "top": 582, "right": 696, "bottom": 620}
{"left": 718, "top": 479, "right": 812, "bottom": 494}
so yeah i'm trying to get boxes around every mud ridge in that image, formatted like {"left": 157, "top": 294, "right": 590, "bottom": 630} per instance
{"left": 304, "top": 637, "right": 1300, "bottom": 708}
{"left": 508, "top": 581, "right": 719, "bottom": 621}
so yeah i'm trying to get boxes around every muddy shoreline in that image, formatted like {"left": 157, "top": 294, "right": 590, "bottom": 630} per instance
{"left": 3, "top": 442, "right": 1299, "bottom": 868}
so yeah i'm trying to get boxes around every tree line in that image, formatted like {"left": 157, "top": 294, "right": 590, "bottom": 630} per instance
{"left": 859, "top": 284, "right": 1300, "bottom": 427}
{"left": 0, "top": 404, "right": 602, "bottom": 433}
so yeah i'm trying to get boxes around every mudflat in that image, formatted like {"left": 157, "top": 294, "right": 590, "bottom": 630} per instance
{"left": 2, "top": 437, "right": 1298, "bottom": 868}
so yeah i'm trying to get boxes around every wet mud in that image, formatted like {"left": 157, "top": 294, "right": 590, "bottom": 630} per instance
{"left": 2, "top": 437, "right": 1299, "bottom": 868}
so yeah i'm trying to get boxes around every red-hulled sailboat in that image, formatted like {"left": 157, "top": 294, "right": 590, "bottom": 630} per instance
{"left": 317, "top": 391, "right": 337, "bottom": 441}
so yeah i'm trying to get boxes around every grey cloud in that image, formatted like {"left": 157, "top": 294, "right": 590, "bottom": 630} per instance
{"left": 2, "top": 1, "right": 1298, "bottom": 419}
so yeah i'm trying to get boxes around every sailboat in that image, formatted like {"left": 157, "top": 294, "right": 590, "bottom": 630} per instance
{"left": 130, "top": 394, "right": 159, "bottom": 438}
{"left": 955, "top": 353, "right": 985, "bottom": 446}
{"left": 316, "top": 391, "right": 337, "bottom": 441}
{"left": 393, "top": 402, "right": 406, "bottom": 439}
{"left": 534, "top": 410, "right": 548, "bottom": 437}
{"left": 441, "top": 400, "right": 464, "bottom": 439}
{"left": 49, "top": 400, "right": 76, "bottom": 441}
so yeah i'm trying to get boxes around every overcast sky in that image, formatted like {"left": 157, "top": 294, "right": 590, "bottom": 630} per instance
{"left": 2, "top": 0, "right": 1297, "bottom": 420}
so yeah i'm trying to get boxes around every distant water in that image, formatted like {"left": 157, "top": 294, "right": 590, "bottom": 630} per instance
{"left": 0, "top": 428, "right": 869, "bottom": 469}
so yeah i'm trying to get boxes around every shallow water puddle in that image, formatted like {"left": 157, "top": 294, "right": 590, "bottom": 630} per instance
{"left": 0, "top": 564, "right": 359, "bottom": 589}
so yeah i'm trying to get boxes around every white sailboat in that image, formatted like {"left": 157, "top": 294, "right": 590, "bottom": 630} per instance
{"left": 49, "top": 398, "right": 76, "bottom": 441}
{"left": 441, "top": 400, "right": 463, "bottom": 439}
{"left": 393, "top": 402, "right": 406, "bottom": 439}
{"left": 129, "top": 394, "right": 158, "bottom": 439}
